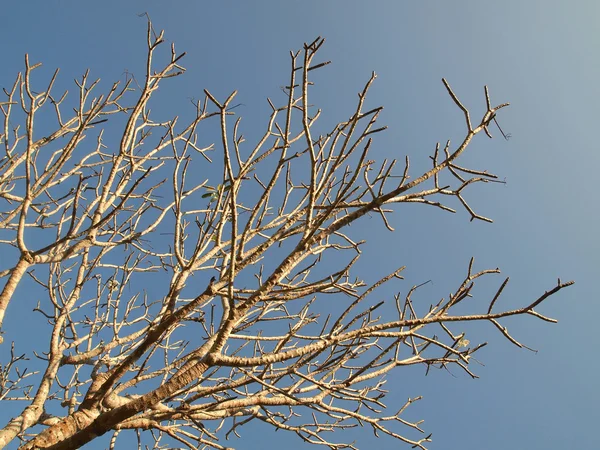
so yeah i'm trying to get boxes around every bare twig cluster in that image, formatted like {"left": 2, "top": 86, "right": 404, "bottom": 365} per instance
{"left": 0, "top": 19, "right": 572, "bottom": 450}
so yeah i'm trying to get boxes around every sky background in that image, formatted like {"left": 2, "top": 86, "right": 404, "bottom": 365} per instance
{"left": 0, "top": 1, "right": 597, "bottom": 449}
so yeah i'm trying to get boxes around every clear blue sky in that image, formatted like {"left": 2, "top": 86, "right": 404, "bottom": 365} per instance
{"left": 0, "top": 1, "right": 596, "bottom": 449}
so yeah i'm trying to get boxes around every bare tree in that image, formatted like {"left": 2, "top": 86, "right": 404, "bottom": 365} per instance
{"left": 0, "top": 19, "right": 572, "bottom": 450}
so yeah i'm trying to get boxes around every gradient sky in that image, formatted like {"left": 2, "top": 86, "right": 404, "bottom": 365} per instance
{"left": 0, "top": 1, "right": 597, "bottom": 449}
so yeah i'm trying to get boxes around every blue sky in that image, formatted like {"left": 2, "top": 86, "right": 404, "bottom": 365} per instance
{"left": 0, "top": 1, "right": 597, "bottom": 449}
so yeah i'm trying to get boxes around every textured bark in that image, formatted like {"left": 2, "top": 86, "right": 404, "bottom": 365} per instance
{"left": 21, "top": 360, "right": 210, "bottom": 449}
{"left": 0, "top": 256, "right": 31, "bottom": 330}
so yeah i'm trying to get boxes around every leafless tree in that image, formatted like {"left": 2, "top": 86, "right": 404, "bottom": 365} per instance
{"left": 0, "top": 19, "right": 573, "bottom": 450}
